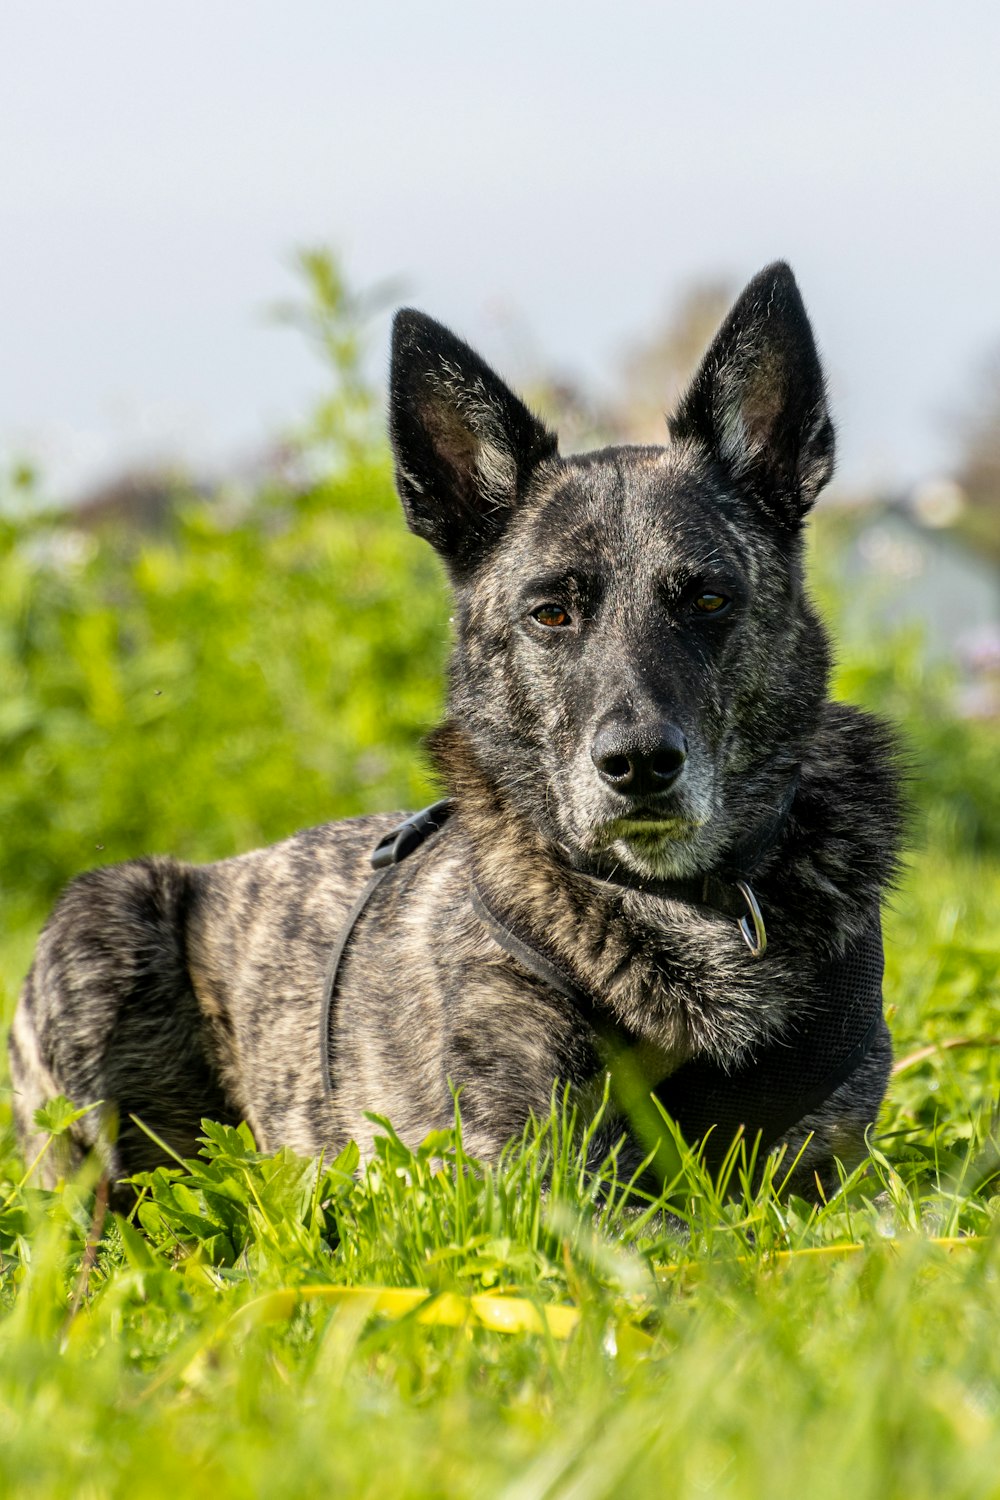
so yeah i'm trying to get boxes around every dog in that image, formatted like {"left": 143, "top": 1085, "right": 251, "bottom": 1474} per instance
{"left": 9, "top": 262, "right": 902, "bottom": 1201}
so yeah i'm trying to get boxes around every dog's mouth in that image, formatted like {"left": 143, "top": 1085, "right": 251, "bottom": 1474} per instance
{"left": 577, "top": 812, "right": 712, "bottom": 881}
{"left": 595, "top": 813, "right": 705, "bottom": 847}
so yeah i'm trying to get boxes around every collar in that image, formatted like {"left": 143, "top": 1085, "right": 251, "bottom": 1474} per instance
{"left": 553, "top": 768, "right": 801, "bottom": 958}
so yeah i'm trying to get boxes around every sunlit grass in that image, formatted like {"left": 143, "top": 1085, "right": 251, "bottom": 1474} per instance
{"left": 2, "top": 830, "right": 1000, "bottom": 1498}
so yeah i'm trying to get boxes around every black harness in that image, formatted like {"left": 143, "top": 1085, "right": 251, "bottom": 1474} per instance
{"left": 319, "top": 800, "right": 885, "bottom": 1171}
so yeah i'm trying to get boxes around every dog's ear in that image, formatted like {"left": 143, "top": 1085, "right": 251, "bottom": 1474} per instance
{"left": 389, "top": 309, "right": 558, "bottom": 569}
{"left": 669, "top": 262, "right": 834, "bottom": 525}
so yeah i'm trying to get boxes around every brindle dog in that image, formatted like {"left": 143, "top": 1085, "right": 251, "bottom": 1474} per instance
{"left": 9, "top": 263, "right": 902, "bottom": 1198}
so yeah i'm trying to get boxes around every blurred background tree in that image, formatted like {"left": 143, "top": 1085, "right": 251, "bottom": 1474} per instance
{"left": 520, "top": 280, "right": 734, "bottom": 451}
{"left": 952, "top": 350, "right": 1000, "bottom": 564}
{"left": 612, "top": 279, "right": 734, "bottom": 445}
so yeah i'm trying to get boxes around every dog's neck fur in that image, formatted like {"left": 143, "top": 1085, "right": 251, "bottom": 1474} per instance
{"left": 430, "top": 702, "right": 901, "bottom": 1071}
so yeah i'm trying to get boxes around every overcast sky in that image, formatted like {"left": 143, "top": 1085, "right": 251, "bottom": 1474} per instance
{"left": 3, "top": 1, "right": 999, "bottom": 498}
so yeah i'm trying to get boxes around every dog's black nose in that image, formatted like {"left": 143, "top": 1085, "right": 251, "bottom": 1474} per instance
{"left": 591, "top": 722, "right": 688, "bottom": 797}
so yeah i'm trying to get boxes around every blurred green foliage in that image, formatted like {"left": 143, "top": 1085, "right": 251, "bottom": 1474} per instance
{"left": 0, "top": 463, "right": 447, "bottom": 931}
{"left": 0, "top": 260, "right": 448, "bottom": 941}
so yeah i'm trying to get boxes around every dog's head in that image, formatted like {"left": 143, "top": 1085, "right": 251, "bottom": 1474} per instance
{"left": 389, "top": 263, "right": 834, "bottom": 879}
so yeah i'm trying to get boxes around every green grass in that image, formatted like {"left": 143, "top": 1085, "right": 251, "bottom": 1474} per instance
{"left": 2, "top": 834, "right": 1000, "bottom": 1499}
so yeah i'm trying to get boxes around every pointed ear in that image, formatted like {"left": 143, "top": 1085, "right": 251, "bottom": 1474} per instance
{"left": 668, "top": 263, "right": 835, "bottom": 524}
{"left": 389, "top": 309, "right": 558, "bottom": 569}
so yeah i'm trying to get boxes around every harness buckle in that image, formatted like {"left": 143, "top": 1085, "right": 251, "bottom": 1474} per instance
{"left": 370, "top": 799, "right": 454, "bottom": 870}
{"left": 734, "top": 879, "right": 767, "bottom": 958}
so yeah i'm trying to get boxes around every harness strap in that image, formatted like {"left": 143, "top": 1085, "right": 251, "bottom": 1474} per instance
{"left": 469, "top": 884, "right": 594, "bottom": 1018}
{"left": 320, "top": 800, "right": 452, "bottom": 1099}
{"left": 647, "top": 923, "right": 885, "bottom": 1169}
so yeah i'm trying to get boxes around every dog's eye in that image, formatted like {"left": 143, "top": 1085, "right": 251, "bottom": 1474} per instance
{"left": 532, "top": 604, "right": 572, "bottom": 628}
{"left": 692, "top": 592, "right": 731, "bottom": 616}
